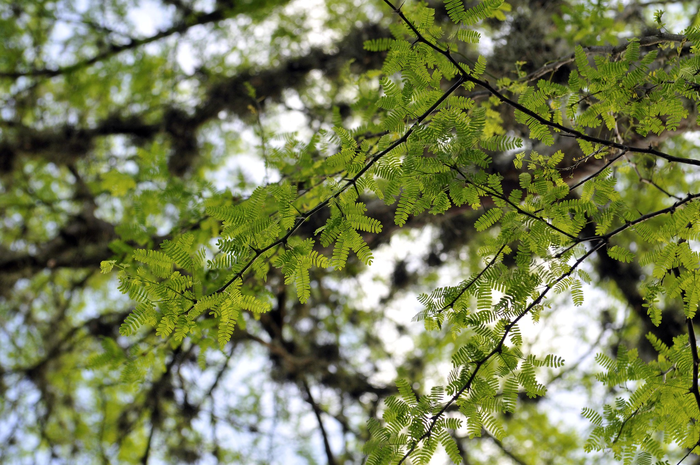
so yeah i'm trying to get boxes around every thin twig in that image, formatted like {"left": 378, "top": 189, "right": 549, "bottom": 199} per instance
{"left": 612, "top": 406, "right": 641, "bottom": 444}
{"left": 438, "top": 243, "right": 507, "bottom": 313}
{"left": 301, "top": 380, "right": 337, "bottom": 465}
{"left": 480, "top": 430, "right": 528, "bottom": 465}
{"left": 383, "top": 1, "right": 700, "bottom": 168}
{"left": 450, "top": 164, "right": 579, "bottom": 241}
{"left": 566, "top": 150, "right": 627, "bottom": 192}
{"left": 396, "top": 241, "right": 607, "bottom": 464}
{"left": 524, "top": 33, "right": 688, "bottom": 82}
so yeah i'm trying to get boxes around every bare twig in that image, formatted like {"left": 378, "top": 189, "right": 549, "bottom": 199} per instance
{"left": 301, "top": 380, "right": 337, "bottom": 465}
{"left": 480, "top": 430, "right": 528, "bottom": 465}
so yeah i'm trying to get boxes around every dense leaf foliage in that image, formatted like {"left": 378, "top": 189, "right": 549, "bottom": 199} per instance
{"left": 2, "top": 0, "right": 700, "bottom": 463}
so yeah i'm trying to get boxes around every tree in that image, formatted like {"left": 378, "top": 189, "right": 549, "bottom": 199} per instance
{"left": 1, "top": 0, "right": 700, "bottom": 463}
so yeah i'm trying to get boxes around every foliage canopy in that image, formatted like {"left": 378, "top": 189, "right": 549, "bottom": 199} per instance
{"left": 2, "top": 0, "right": 700, "bottom": 464}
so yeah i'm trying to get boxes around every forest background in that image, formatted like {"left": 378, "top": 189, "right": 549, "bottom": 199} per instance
{"left": 2, "top": 0, "right": 700, "bottom": 464}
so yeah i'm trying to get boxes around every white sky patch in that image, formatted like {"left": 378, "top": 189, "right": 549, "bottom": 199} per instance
{"left": 287, "top": 0, "right": 343, "bottom": 48}
{"left": 348, "top": 227, "right": 434, "bottom": 386}
{"left": 210, "top": 116, "right": 283, "bottom": 192}
{"left": 176, "top": 41, "right": 198, "bottom": 75}
{"left": 684, "top": 131, "right": 700, "bottom": 145}
{"left": 128, "top": 0, "right": 173, "bottom": 36}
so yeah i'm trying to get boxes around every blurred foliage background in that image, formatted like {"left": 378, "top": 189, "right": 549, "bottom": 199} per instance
{"left": 1, "top": 0, "right": 700, "bottom": 463}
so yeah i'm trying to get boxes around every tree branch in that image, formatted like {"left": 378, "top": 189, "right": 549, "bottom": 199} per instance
{"left": 397, "top": 240, "right": 607, "bottom": 464}
{"left": 0, "top": 23, "right": 387, "bottom": 175}
{"left": 0, "top": 9, "right": 227, "bottom": 79}
{"left": 301, "top": 380, "right": 337, "bottom": 465}
{"left": 686, "top": 318, "right": 700, "bottom": 414}
{"left": 480, "top": 430, "right": 528, "bottom": 465}
{"left": 384, "top": 1, "right": 700, "bottom": 168}
{"left": 524, "top": 32, "right": 689, "bottom": 83}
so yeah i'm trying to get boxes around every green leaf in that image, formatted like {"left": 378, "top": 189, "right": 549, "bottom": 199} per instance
{"left": 474, "top": 208, "right": 503, "bottom": 231}
{"left": 608, "top": 245, "right": 635, "bottom": 263}
{"left": 100, "top": 260, "right": 117, "bottom": 274}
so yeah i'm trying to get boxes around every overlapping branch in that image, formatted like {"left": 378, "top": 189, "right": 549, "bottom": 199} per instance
{"left": 394, "top": 184, "right": 699, "bottom": 462}
{"left": 524, "top": 32, "right": 688, "bottom": 82}
{"left": 379, "top": 1, "right": 700, "bottom": 462}
{"left": 199, "top": 76, "right": 468, "bottom": 307}
{"left": 384, "top": 1, "right": 700, "bottom": 167}
{"left": 0, "top": 9, "right": 227, "bottom": 79}
{"left": 0, "top": 23, "right": 386, "bottom": 175}
{"left": 396, "top": 240, "right": 607, "bottom": 464}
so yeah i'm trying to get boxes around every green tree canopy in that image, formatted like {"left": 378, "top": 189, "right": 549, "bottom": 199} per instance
{"left": 2, "top": 0, "right": 700, "bottom": 464}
